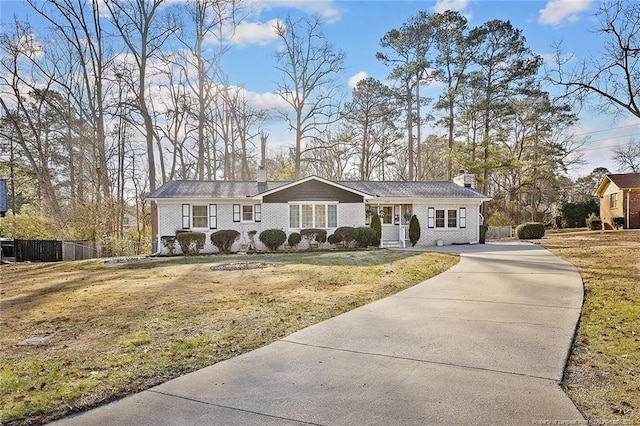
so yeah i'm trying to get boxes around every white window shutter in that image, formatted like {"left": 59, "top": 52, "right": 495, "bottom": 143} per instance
{"left": 182, "top": 204, "right": 190, "bottom": 229}
{"left": 459, "top": 208, "right": 466, "bottom": 228}
{"left": 233, "top": 204, "right": 241, "bottom": 222}
{"left": 254, "top": 204, "right": 262, "bottom": 222}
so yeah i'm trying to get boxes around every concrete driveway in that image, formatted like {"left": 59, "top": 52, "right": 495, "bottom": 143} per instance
{"left": 53, "top": 242, "right": 586, "bottom": 425}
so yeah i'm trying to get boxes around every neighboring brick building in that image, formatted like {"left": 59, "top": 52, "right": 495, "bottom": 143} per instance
{"left": 595, "top": 173, "right": 640, "bottom": 229}
{"left": 148, "top": 174, "right": 491, "bottom": 253}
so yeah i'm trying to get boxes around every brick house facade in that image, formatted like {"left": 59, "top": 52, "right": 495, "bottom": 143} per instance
{"left": 148, "top": 175, "right": 491, "bottom": 253}
{"left": 595, "top": 173, "right": 640, "bottom": 230}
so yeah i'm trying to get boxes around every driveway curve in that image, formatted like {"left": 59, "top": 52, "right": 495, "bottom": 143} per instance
{"left": 54, "top": 242, "right": 586, "bottom": 425}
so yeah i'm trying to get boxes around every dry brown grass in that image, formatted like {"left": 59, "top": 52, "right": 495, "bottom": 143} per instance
{"left": 0, "top": 250, "right": 457, "bottom": 425}
{"left": 541, "top": 229, "right": 640, "bottom": 424}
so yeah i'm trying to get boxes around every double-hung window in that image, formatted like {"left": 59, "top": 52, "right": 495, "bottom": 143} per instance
{"left": 183, "top": 204, "right": 217, "bottom": 229}
{"left": 289, "top": 203, "right": 337, "bottom": 228}
{"left": 233, "top": 204, "right": 262, "bottom": 223}
{"left": 610, "top": 192, "right": 619, "bottom": 209}
{"left": 428, "top": 207, "right": 466, "bottom": 229}
{"left": 192, "top": 206, "right": 208, "bottom": 228}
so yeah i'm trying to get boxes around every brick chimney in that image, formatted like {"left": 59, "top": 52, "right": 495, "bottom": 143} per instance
{"left": 453, "top": 169, "right": 475, "bottom": 189}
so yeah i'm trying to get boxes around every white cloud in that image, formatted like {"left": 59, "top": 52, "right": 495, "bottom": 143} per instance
{"left": 225, "top": 19, "right": 282, "bottom": 46}
{"left": 538, "top": 0, "right": 593, "bottom": 26}
{"left": 246, "top": 0, "right": 342, "bottom": 24}
{"left": 433, "top": 0, "right": 469, "bottom": 13}
{"left": 242, "top": 88, "right": 291, "bottom": 111}
{"left": 348, "top": 71, "right": 368, "bottom": 88}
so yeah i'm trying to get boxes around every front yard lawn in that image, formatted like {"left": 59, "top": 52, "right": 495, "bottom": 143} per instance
{"left": 542, "top": 229, "right": 640, "bottom": 424}
{"left": 0, "top": 250, "right": 457, "bottom": 425}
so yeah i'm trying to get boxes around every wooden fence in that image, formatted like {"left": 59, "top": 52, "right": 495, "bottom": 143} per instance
{"left": 15, "top": 239, "right": 62, "bottom": 262}
{"left": 486, "top": 226, "right": 513, "bottom": 241}
{"left": 13, "top": 240, "right": 95, "bottom": 262}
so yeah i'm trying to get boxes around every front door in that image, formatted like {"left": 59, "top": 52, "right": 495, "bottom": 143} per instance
{"left": 381, "top": 205, "right": 400, "bottom": 242}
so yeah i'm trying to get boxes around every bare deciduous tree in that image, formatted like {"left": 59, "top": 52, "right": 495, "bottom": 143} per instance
{"left": 547, "top": 1, "right": 640, "bottom": 121}
{"left": 274, "top": 14, "right": 345, "bottom": 179}
{"left": 104, "top": 0, "right": 177, "bottom": 192}
{"left": 613, "top": 139, "right": 640, "bottom": 173}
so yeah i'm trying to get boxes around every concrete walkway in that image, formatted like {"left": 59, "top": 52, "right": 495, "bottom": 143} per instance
{"left": 53, "top": 242, "right": 586, "bottom": 425}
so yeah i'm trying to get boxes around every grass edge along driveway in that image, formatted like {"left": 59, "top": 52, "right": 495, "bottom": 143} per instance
{"left": 542, "top": 229, "right": 639, "bottom": 425}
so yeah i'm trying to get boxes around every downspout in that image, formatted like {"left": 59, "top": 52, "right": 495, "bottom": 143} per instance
{"left": 627, "top": 189, "right": 630, "bottom": 229}
{"left": 378, "top": 203, "right": 383, "bottom": 249}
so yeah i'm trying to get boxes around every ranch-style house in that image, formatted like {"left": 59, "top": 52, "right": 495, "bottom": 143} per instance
{"left": 148, "top": 171, "right": 491, "bottom": 253}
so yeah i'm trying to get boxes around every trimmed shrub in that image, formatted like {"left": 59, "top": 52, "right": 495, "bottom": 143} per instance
{"left": 160, "top": 236, "right": 177, "bottom": 255}
{"left": 288, "top": 232, "right": 302, "bottom": 248}
{"left": 409, "top": 215, "right": 420, "bottom": 247}
{"left": 210, "top": 230, "right": 240, "bottom": 253}
{"left": 370, "top": 211, "right": 381, "bottom": 245}
{"left": 259, "top": 229, "right": 287, "bottom": 251}
{"left": 333, "top": 226, "right": 356, "bottom": 245}
{"left": 176, "top": 231, "right": 206, "bottom": 255}
{"left": 300, "top": 228, "right": 327, "bottom": 243}
{"left": 515, "top": 222, "right": 545, "bottom": 239}
{"left": 327, "top": 233, "right": 340, "bottom": 245}
{"left": 355, "top": 227, "right": 376, "bottom": 248}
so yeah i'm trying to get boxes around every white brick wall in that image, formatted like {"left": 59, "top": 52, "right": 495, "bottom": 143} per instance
{"left": 261, "top": 203, "right": 288, "bottom": 231}
{"left": 413, "top": 202, "right": 482, "bottom": 245}
{"left": 338, "top": 203, "right": 365, "bottom": 227}
{"left": 156, "top": 199, "right": 482, "bottom": 251}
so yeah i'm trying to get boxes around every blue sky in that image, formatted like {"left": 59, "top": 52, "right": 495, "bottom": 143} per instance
{"left": 2, "top": 0, "right": 639, "bottom": 177}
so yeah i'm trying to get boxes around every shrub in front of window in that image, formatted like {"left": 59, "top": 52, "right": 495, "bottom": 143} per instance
{"left": 333, "top": 226, "right": 356, "bottom": 245}
{"left": 515, "top": 222, "right": 545, "bottom": 239}
{"left": 211, "top": 230, "right": 240, "bottom": 253}
{"left": 370, "top": 211, "right": 381, "bottom": 243}
{"left": 259, "top": 229, "right": 287, "bottom": 251}
{"left": 355, "top": 227, "right": 376, "bottom": 248}
{"left": 409, "top": 215, "right": 420, "bottom": 247}
{"left": 176, "top": 231, "right": 206, "bottom": 255}
{"left": 288, "top": 232, "right": 301, "bottom": 248}
{"left": 160, "top": 236, "right": 177, "bottom": 255}
{"left": 300, "top": 228, "right": 327, "bottom": 243}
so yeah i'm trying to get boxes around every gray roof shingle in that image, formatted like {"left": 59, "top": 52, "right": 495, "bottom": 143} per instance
{"left": 338, "top": 180, "right": 488, "bottom": 199}
{"left": 148, "top": 178, "right": 489, "bottom": 200}
{"left": 148, "top": 180, "right": 287, "bottom": 199}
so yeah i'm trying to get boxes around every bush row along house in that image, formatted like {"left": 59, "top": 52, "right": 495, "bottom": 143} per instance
{"left": 596, "top": 172, "right": 640, "bottom": 230}
{"left": 148, "top": 172, "right": 491, "bottom": 253}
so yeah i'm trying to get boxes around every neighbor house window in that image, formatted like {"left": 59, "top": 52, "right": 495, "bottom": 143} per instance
{"left": 428, "top": 207, "right": 460, "bottom": 229}
{"left": 610, "top": 192, "right": 619, "bottom": 209}
{"left": 234, "top": 204, "right": 261, "bottom": 223}
{"left": 182, "top": 204, "right": 216, "bottom": 229}
{"left": 289, "top": 203, "right": 337, "bottom": 228}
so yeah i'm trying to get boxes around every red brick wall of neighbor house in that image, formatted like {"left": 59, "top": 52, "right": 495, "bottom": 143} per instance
{"left": 600, "top": 190, "right": 640, "bottom": 229}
